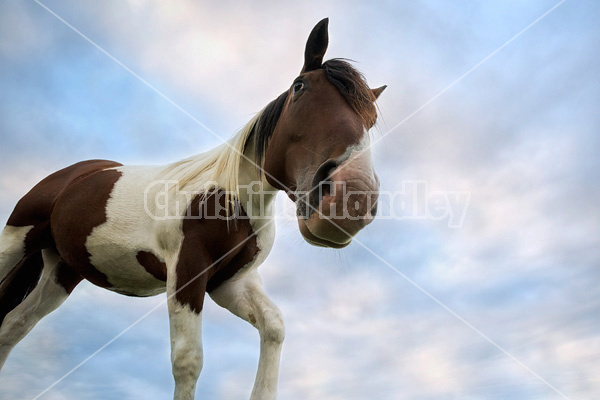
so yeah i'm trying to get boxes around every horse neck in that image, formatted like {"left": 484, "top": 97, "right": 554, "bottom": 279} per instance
{"left": 236, "top": 137, "right": 278, "bottom": 220}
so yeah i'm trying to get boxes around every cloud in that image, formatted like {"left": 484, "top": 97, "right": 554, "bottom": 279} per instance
{"left": 1, "top": 1, "right": 599, "bottom": 399}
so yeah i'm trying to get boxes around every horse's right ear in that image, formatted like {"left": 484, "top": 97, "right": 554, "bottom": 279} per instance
{"left": 372, "top": 85, "right": 387, "bottom": 100}
{"left": 301, "top": 18, "right": 329, "bottom": 73}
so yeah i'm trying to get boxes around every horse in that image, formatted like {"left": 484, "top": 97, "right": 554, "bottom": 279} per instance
{"left": 0, "top": 18, "right": 384, "bottom": 400}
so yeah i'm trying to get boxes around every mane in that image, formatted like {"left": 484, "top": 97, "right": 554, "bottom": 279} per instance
{"left": 322, "top": 59, "right": 378, "bottom": 128}
{"left": 251, "top": 91, "right": 289, "bottom": 170}
{"left": 162, "top": 59, "right": 377, "bottom": 203}
{"left": 161, "top": 112, "right": 260, "bottom": 209}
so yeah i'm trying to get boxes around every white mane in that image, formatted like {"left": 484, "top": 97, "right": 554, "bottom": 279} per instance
{"left": 161, "top": 112, "right": 261, "bottom": 207}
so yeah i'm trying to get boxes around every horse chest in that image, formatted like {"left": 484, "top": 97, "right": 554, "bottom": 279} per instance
{"left": 209, "top": 217, "right": 275, "bottom": 290}
{"left": 176, "top": 193, "right": 276, "bottom": 294}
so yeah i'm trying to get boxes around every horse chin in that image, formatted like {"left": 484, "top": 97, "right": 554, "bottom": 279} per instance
{"left": 297, "top": 217, "right": 352, "bottom": 249}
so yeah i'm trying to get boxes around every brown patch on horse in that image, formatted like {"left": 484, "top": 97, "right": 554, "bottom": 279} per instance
{"left": 55, "top": 261, "right": 83, "bottom": 294}
{"left": 50, "top": 164, "right": 123, "bottom": 289}
{"left": 7, "top": 160, "right": 123, "bottom": 255}
{"left": 205, "top": 232, "right": 258, "bottom": 293}
{"left": 174, "top": 191, "right": 259, "bottom": 313}
{"left": 136, "top": 251, "right": 167, "bottom": 282}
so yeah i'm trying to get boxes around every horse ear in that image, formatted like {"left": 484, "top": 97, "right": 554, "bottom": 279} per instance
{"left": 372, "top": 85, "right": 387, "bottom": 100}
{"left": 301, "top": 18, "right": 329, "bottom": 73}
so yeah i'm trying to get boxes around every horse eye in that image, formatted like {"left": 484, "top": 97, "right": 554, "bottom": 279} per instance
{"left": 292, "top": 81, "right": 304, "bottom": 95}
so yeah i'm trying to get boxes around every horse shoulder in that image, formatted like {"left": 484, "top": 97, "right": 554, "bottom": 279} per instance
{"left": 172, "top": 191, "right": 274, "bottom": 296}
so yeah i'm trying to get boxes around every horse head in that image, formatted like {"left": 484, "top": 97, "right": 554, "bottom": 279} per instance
{"left": 258, "top": 18, "right": 385, "bottom": 248}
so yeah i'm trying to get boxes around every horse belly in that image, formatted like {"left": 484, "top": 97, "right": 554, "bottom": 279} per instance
{"left": 86, "top": 234, "right": 167, "bottom": 297}
{"left": 85, "top": 166, "right": 172, "bottom": 297}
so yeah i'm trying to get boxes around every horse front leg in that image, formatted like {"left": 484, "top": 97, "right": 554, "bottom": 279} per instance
{"left": 209, "top": 269, "right": 285, "bottom": 400}
{"left": 166, "top": 253, "right": 208, "bottom": 400}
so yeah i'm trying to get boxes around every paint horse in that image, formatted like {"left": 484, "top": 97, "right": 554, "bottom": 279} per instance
{"left": 0, "top": 19, "right": 384, "bottom": 400}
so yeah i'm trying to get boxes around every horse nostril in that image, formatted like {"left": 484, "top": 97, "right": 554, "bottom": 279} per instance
{"left": 313, "top": 160, "right": 338, "bottom": 185}
{"left": 309, "top": 159, "right": 339, "bottom": 208}
{"left": 370, "top": 201, "right": 378, "bottom": 217}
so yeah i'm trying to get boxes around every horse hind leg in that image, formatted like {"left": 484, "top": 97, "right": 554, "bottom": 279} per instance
{"left": 0, "top": 224, "right": 45, "bottom": 332}
{"left": 0, "top": 249, "right": 82, "bottom": 370}
{"left": 0, "top": 252, "right": 44, "bottom": 331}
{"left": 0, "top": 225, "right": 34, "bottom": 282}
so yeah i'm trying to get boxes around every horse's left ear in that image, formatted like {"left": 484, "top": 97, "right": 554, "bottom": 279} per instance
{"left": 301, "top": 18, "right": 329, "bottom": 73}
{"left": 372, "top": 85, "right": 387, "bottom": 100}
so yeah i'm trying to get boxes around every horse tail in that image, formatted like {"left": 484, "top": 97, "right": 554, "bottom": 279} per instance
{"left": 0, "top": 252, "right": 43, "bottom": 327}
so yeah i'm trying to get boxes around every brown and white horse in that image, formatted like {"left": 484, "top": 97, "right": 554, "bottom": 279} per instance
{"left": 0, "top": 18, "right": 384, "bottom": 400}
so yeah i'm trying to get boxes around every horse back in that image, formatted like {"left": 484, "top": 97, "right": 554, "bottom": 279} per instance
{"left": 7, "top": 160, "right": 122, "bottom": 253}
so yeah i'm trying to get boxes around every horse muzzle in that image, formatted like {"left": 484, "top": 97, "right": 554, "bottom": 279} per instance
{"left": 297, "top": 151, "right": 379, "bottom": 248}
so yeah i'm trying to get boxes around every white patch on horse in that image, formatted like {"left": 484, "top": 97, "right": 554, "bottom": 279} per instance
{"left": 168, "top": 304, "right": 203, "bottom": 400}
{"left": 163, "top": 243, "right": 203, "bottom": 400}
{"left": 0, "top": 225, "right": 33, "bottom": 281}
{"left": 86, "top": 166, "right": 177, "bottom": 296}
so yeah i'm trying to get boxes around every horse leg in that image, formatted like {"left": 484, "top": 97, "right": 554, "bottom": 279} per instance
{"left": 166, "top": 255, "right": 207, "bottom": 400}
{"left": 0, "top": 225, "right": 32, "bottom": 282}
{"left": 209, "top": 269, "right": 285, "bottom": 400}
{"left": 0, "top": 249, "right": 81, "bottom": 370}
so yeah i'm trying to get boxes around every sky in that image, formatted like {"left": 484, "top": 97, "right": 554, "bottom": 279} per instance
{"left": 0, "top": 0, "right": 599, "bottom": 399}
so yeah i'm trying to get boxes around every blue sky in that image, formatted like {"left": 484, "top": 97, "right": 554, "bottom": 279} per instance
{"left": 1, "top": 1, "right": 599, "bottom": 399}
